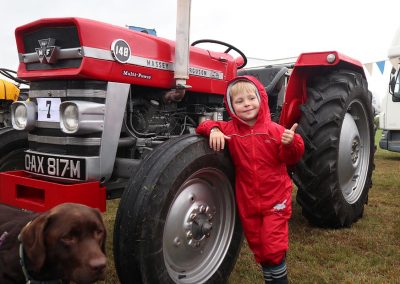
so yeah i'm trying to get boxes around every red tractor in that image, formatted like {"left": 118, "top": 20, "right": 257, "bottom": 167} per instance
{"left": 0, "top": 2, "right": 375, "bottom": 283}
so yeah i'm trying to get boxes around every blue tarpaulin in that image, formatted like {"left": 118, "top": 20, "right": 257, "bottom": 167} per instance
{"left": 127, "top": 25, "right": 157, "bottom": 36}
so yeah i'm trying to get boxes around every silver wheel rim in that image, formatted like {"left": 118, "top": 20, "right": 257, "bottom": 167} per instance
{"left": 338, "top": 99, "right": 370, "bottom": 204}
{"left": 163, "top": 167, "right": 235, "bottom": 283}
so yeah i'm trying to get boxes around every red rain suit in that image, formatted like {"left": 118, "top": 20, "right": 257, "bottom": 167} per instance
{"left": 196, "top": 76, "right": 304, "bottom": 265}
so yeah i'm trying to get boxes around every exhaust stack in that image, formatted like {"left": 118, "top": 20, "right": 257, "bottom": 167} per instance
{"left": 174, "top": 0, "right": 191, "bottom": 89}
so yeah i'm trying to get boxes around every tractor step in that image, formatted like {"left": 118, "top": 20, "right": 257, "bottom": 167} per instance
{"left": 0, "top": 170, "right": 106, "bottom": 212}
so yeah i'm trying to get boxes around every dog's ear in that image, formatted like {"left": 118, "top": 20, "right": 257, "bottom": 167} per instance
{"left": 20, "top": 212, "right": 50, "bottom": 272}
{"left": 92, "top": 207, "right": 107, "bottom": 253}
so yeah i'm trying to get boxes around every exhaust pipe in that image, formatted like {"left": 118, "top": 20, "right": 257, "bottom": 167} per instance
{"left": 167, "top": 0, "right": 191, "bottom": 102}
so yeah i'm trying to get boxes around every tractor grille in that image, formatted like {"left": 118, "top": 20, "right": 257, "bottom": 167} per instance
{"left": 22, "top": 26, "right": 82, "bottom": 71}
{"left": 28, "top": 80, "right": 107, "bottom": 156}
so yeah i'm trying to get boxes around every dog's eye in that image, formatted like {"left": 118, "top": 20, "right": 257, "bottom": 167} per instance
{"left": 61, "top": 230, "right": 80, "bottom": 245}
{"left": 60, "top": 236, "right": 75, "bottom": 246}
{"left": 95, "top": 228, "right": 104, "bottom": 237}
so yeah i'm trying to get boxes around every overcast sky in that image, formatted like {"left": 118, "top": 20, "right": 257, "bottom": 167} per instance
{"left": 2, "top": 0, "right": 400, "bottom": 101}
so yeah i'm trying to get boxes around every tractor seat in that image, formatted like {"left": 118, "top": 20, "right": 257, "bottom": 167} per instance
{"left": 237, "top": 66, "right": 288, "bottom": 118}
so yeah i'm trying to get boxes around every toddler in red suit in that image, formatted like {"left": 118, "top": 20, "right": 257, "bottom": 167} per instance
{"left": 196, "top": 76, "right": 304, "bottom": 283}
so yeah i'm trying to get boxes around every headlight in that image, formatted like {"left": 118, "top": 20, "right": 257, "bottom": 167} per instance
{"left": 62, "top": 104, "right": 79, "bottom": 132}
{"left": 60, "top": 101, "right": 105, "bottom": 134}
{"left": 11, "top": 101, "right": 37, "bottom": 131}
{"left": 14, "top": 105, "right": 27, "bottom": 128}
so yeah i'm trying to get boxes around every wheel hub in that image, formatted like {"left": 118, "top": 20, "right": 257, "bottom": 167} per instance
{"left": 351, "top": 137, "right": 360, "bottom": 164}
{"left": 337, "top": 101, "right": 370, "bottom": 204}
{"left": 338, "top": 113, "right": 360, "bottom": 188}
{"left": 185, "top": 204, "right": 214, "bottom": 247}
{"left": 163, "top": 168, "right": 236, "bottom": 283}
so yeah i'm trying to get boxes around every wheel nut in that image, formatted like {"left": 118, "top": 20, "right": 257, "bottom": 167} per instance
{"left": 174, "top": 237, "right": 181, "bottom": 247}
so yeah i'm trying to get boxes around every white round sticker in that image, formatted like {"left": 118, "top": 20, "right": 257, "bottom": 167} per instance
{"left": 111, "top": 39, "right": 131, "bottom": 63}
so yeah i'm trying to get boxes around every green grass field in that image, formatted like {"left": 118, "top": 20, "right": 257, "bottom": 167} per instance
{"left": 102, "top": 130, "right": 400, "bottom": 283}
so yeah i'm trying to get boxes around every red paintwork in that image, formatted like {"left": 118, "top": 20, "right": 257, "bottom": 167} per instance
{"left": 0, "top": 171, "right": 106, "bottom": 212}
{"left": 15, "top": 17, "right": 237, "bottom": 95}
{"left": 279, "top": 51, "right": 365, "bottom": 128}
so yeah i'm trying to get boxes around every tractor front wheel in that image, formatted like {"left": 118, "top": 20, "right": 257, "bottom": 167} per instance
{"left": 0, "top": 128, "right": 27, "bottom": 171}
{"left": 114, "top": 134, "right": 242, "bottom": 283}
{"left": 293, "top": 70, "right": 374, "bottom": 228}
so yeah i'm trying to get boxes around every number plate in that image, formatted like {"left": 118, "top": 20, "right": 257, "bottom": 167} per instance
{"left": 37, "top": 97, "right": 61, "bottom": 122}
{"left": 25, "top": 152, "right": 86, "bottom": 181}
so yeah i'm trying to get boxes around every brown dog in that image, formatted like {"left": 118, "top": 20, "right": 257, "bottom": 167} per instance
{"left": 0, "top": 203, "right": 107, "bottom": 284}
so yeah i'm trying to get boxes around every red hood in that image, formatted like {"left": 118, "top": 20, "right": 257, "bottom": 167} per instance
{"left": 225, "top": 75, "right": 271, "bottom": 127}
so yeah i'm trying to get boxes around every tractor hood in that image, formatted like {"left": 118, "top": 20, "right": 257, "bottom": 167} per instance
{"left": 15, "top": 17, "right": 237, "bottom": 95}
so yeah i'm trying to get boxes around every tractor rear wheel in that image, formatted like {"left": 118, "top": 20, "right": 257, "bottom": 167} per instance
{"left": 0, "top": 127, "right": 27, "bottom": 171}
{"left": 114, "top": 134, "right": 242, "bottom": 283}
{"left": 293, "top": 70, "right": 374, "bottom": 228}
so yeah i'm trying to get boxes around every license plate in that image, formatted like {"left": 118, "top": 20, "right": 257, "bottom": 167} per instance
{"left": 24, "top": 152, "right": 86, "bottom": 181}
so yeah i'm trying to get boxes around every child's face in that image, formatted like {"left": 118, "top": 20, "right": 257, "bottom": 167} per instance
{"left": 231, "top": 90, "right": 260, "bottom": 126}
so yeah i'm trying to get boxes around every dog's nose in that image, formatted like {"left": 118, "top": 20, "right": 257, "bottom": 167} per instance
{"left": 89, "top": 256, "right": 107, "bottom": 273}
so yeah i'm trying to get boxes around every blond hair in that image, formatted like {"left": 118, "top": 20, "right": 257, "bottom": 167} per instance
{"left": 230, "top": 81, "right": 257, "bottom": 98}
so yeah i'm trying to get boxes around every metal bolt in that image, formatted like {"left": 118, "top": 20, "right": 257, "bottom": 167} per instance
{"left": 190, "top": 213, "right": 196, "bottom": 220}
{"left": 186, "top": 231, "right": 193, "bottom": 239}
{"left": 188, "top": 194, "right": 195, "bottom": 203}
{"left": 200, "top": 205, "right": 206, "bottom": 213}
{"left": 174, "top": 237, "right": 181, "bottom": 247}
{"left": 326, "top": 53, "right": 336, "bottom": 64}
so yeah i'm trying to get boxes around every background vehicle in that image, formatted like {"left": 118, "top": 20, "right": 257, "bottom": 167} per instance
{"left": 0, "top": 0, "right": 375, "bottom": 283}
{"left": 379, "top": 27, "right": 400, "bottom": 152}
{"left": 0, "top": 69, "right": 28, "bottom": 172}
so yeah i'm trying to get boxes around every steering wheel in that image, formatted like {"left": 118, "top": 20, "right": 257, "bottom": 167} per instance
{"left": 191, "top": 39, "right": 247, "bottom": 69}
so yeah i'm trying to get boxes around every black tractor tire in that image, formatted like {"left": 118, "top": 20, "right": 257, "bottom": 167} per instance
{"left": 114, "top": 134, "right": 243, "bottom": 284}
{"left": 293, "top": 69, "right": 374, "bottom": 228}
{"left": 0, "top": 127, "right": 27, "bottom": 171}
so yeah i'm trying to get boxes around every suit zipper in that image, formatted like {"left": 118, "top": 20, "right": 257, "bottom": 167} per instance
{"left": 250, "top": 129, "right": 260, "bottom": 212}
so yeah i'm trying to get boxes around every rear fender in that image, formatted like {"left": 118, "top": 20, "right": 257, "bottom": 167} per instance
{"left": 279, "top": 51, "right": 365, "bottom": 128}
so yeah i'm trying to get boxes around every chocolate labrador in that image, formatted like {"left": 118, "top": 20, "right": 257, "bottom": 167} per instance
{"left": 0, "top": 203, "right": 107, "bottom": 284}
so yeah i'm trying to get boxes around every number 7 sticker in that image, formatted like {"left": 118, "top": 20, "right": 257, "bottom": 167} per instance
{"left": 37, "top": 97, "right": 61, "bottom": 122}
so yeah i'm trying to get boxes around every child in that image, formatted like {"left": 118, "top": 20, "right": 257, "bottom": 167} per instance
{"left": 196, "top": 76, "right": 304, "bottom": 284}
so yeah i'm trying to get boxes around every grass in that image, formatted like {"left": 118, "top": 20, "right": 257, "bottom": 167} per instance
{"left": 101, "top": 129, "right": 400, "bottom": 283}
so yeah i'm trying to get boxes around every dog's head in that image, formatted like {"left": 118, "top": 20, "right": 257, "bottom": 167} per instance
{"left": 20, "top": 203, "right": 107, "bottom": 284}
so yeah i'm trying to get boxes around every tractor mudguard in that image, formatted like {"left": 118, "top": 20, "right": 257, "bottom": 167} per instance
{"left": 280, "top": 51, "right": 365, "bottom": 129}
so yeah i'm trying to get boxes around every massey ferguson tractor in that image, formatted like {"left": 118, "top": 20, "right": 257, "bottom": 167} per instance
{"left": 0, "top": 1, "right": 375, "bottom": 283}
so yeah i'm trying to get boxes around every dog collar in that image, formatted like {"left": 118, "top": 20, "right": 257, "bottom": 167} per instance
{"left": 0, "top": 231, "right": 9, "bottom": 248}
{"left": 18, "top": 224, "right": 63, "bottom": 284}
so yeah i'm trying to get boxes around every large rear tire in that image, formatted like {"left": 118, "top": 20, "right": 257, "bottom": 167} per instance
{"left": 114, "top": 134, "right": 243, "bottom": 283}
{"left": 0, "top": 128, "right": 27, "bottom": 171}
{"left": 293, "top": 70, "right": 374, "bottom": 228}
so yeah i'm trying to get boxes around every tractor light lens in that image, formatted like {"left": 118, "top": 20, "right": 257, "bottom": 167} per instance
{"left": 11, "top": 101, "right": 36, "bottom": 131}
{"left": 14, "top": 104, "right": 27, "bottom": 129}
{"left": 61, "top": 104, "right": 79, "bottom": 132}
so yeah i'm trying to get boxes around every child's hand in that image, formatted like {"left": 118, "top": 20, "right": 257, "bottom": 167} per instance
{"left": 281, "top": 123, "right": 298, "bottom": 145}
{"left": 209, "top": 127, "right": 231, "bottom": 151}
